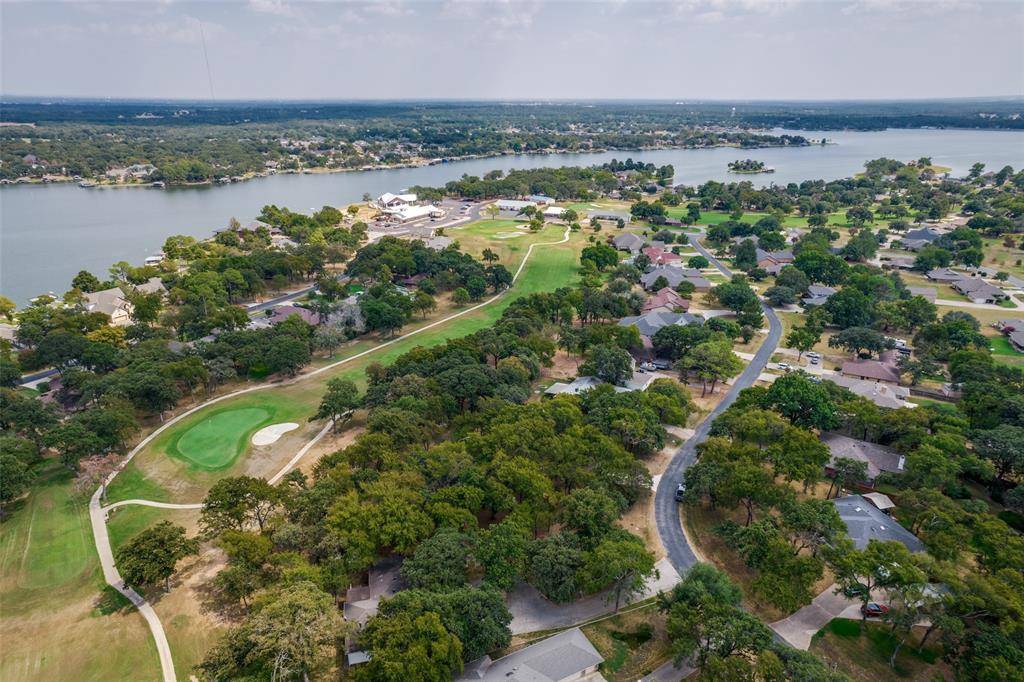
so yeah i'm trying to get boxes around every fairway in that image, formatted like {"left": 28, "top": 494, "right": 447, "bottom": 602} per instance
{"left": 171, "top": 407, "right": 270, "bottom": 469}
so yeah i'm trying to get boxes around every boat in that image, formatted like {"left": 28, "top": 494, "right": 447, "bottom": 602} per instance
{"left": 79, "top": 180, "right": 97, "bottom": 188}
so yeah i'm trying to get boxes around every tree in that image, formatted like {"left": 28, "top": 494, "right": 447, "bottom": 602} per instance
{"left": 763, "top": 373, "right": 839, "bottom": 430}
{"left": 0, "top": 452, "right": 32, "bottom": 515}
{"left": 687, "top": 255, "right": 709, "bottom": 269}
{"left": 666, "top": 582, "right": 772, "bottom": 672}
{"left": 826, "top": 456, "right": 869, "bottom": 499}
{"left": 313, "top": 325, "right": 346, "bottom": 357}
{"left": 764, "top": 285, "right": 796, "bottom": 307}
{"left": 579, "top": 344, "right": 633, "bottom": 385}
{"left": 481, "top": 247, "right": 499, "bottom": 264}
{"left": 400, "top": 530, "right": 473, "bottom": 590}
{"left": 267, "top": 334, "right": 311, "bottom": 377}
{"left": 201, "top": 476, "right": 280, "bottom": 535}
{"left": 580, "top": 243, "right": 618, "bottom": 271}
{"left": 70, "top": 270, "right": 101, "bottom": 294}
{"left": 115, "top": 521, "right": 198, "bottom": 591}
{"left": 356, "top": 610, "right": 462, "bottom": 682}
{"left": 528, "top": 533, "right": 584, "bottom": 603}
{"left": 786, "top": 324, "right": 821, "bottom": 360}
{"left": 828, "top": 539, "right": 926, "bottom": 632}
{"left": 451, "top": 287, "right": 470, "bottom": 306}
{"left": 677, "top": 338, "right": 744, "bottom": 396}
{"left": 311, "top": 377, "right": 361, "bottom": 430}
{"left": 828, "top": 326, "right": 890, "bottom": 357}
{"left": 72, "top": 453, "right": 121, "bottom": 500}
{"left": 733, "top": 239, "right": 758, "bottom": 271}
{"left": 200, "top": 581, "right": 343, "bottom": 681}
{"left": 475, "top": 519, "right": 529, "bottom": 591}
{"left": 973, "top": 424, "right": 1024, "bottom": 483}
{"left": 484, "top": 204, "right": 500, "bottom": 220}
{"left": 561, "top": 488, "right": 619, "bottom": 544}
{"left": 379, "top": 587, "right": 512, "bottom": 663}
{"left": 580, "top": 534, "right": 656, "bottom": 611}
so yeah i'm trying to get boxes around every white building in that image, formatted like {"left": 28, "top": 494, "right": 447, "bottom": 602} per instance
{"left": 543, "top": 205, "right": 567, "bottom": 219}
{"left": 387, "top": 204, "right": 437, "bottom": 223}
{"left": 376, "top": 192, "right": 417, "bottom": 209}
{"left": 495, "top": 199, "right": 536, "bottom": 212}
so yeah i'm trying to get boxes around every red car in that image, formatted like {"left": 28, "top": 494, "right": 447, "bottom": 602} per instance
{"left": 861, "top": 602, "right": 889, "bottom": 617}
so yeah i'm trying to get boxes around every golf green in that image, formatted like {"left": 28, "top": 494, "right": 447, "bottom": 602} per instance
{"left": 172, "top": 407, "right": 271, "bottom": 470}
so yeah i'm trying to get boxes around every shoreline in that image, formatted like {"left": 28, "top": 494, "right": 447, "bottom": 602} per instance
{"left": 1, "top": 138, "right": 815, "bottom": 191}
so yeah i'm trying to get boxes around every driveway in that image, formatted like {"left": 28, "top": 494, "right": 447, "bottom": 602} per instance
{"left": 770, "top": 586, "right": 863, "bottom": 650}
{"left": 654, "top": 236, "right": 784, "bottom": 576}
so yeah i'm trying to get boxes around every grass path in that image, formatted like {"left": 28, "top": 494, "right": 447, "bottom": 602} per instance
{"left": 88, "top": 224, "right": 577, "bottom": 682}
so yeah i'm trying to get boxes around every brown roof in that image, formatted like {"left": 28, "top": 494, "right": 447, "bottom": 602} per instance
{"left": 642, "top": 287, "right": 690, "bottom": 313}
{"left": 841, "top": 350, "right": 901, "bottom": 383}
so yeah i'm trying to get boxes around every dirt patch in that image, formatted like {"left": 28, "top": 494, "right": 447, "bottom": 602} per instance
{"left": 298, "top": 422, "right": 367, "bottom": 477}
{"left": 540, "top": 351, "right": 580, "bottom": 382}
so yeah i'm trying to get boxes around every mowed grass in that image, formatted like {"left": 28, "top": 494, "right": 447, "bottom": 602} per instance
{"left": 0, "top": 463, "right": 161, "bottom": 681}
{"left": 172, "top": 406, "right": 271, "bottom": 470}
{"left": 108, "top": 223, "right": 582, "bottom": 506}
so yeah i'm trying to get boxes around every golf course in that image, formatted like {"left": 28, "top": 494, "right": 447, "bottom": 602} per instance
{"left": 0, "top": 218, "right": 585, "bottom": 681}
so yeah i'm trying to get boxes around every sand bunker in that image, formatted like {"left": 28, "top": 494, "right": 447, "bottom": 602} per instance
{"left": 251, "top": 422, "right": 299, "bottom": 446}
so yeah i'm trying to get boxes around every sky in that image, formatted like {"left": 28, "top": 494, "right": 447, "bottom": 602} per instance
{"left": 2, "top": 0, "right": 1022, "bottom": 101}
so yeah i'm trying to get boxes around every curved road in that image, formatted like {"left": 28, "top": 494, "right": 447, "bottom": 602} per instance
{"left": 654, "top": 235, "right": 783, "bottom": 575}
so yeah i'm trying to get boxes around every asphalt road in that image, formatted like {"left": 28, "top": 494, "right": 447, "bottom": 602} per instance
{"left": 653, "top": 235, "right": 783, "bottom": 576}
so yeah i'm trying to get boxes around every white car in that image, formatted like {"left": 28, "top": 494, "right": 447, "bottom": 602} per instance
{"left": 806, "top": 351, "right": 821, "bottom": 359}
{"left": 777, "top": 362, "right": 791, "bottom": 371}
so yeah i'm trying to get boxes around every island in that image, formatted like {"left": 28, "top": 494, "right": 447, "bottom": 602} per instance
{"left": 728, "top": 158, "right": 775, "bottom": 174}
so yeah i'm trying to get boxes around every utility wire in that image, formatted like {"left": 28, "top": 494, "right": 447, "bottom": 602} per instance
{"left": 199, "top": 20, "right": 216, "bottom": 101}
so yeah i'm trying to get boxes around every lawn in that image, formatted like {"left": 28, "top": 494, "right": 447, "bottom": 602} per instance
{"left": 0, "top": 462, "right": 162, "bottom": 682}
{"left": 982, "top": 237, "right": 1024, "bottom": 278}
{"left": 581, "top": 604, "right": 671, "bottom": 681}
{"left": 810, "top": 619, "right": 949, "bottom": 681}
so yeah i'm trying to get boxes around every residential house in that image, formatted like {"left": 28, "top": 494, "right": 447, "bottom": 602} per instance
{"left": 542, "top": 205, "right": 567, "bottom": 219}
{"left": 642, "top": 246, "right": 681, "bottom": 266}
{"left": 755, "top": 248, "right": 795, "bottom": 274}
{"left": 642, "top": 287, "right": 690, "bottom": 313}
{"left": 822, "top": 433, "right": 906, "bottom": 486}
{"left": 83, "top": 287, "right": 134, "bottom": 326}
{"left": 1009, "top": 330, "right": 1024, "bottom": 353}
{"left": 825, "top": 375, "right": 915, "bottom": 410}
{"left": 841, "top": 350, "right": 901, "bottom": 384}
{"left": 832, "top": 494, "right": 925, "bottom": 552}
{"left": 589, "top": 210, "right": 631, "bottom": 225}
{"left": 952, "top": 278, "right": 1008, "bottom": 304}
{"left": 612, "top": 233, "right": 646, "bottom": 254}
{"left": 995, "top": 318, "right": 1024, "bottom": 332}
{"left": 862, "top": 492, "right": 896, "bottom": 514}
{"left": 640, "top": 266, "right": 710, "bottom": 291}
{"left": 881, "top": 255, "right": 916, "bottom": 270}
{"left": 907, "top": 286, "right": 937, "bottom": 302}
{"left": 458, "top": 627, "right": 604, "bottom": 682}
{"left": 926, "top": 268, "right": 964, "bottom": 283}
{"left": 343, "top": 558, "right": 405, "bottom": 628}
{"left": 618, "top": 310, "right": 702, "bottom": 339}
{"left": 134, "top": 277, "right": 166, "bottom": 297}
{"left": 268, "top": 305, "right": 320, "bottom": 326}
{"left": 902, "top": 227, "right": 944, "bottom": 245}
{"left": 802, "top": 284, "right": 837, "bottom": 307}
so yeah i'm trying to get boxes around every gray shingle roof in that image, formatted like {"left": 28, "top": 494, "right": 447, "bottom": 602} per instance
{"left": 822, "top": 432, "right": 906, "bottom": 480}
{"left": 833, "top": 494, "right": 925, "bottom": 552}
{"left": 458, "top": 627, "right": 603, "bottom": 681}
{"left": 618, "top": 310, "right": 701, "bottom": 337}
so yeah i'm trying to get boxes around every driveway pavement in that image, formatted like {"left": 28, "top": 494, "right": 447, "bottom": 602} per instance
{"left": 769, "top": 585, "right": 858, "bottom": 650}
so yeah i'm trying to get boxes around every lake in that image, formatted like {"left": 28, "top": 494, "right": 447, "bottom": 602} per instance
{"left": 2, "top": 128, "right": 1022, "bottom": 305}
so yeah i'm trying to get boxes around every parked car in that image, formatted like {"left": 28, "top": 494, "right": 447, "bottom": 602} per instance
{"left": 861, "top": 602, "right": 890, "bottom": 617}
{"left": 652, "top": 359, "right": 672, "bottom": 370}
{"left": 639, "top": 361, "right": 657, "bottom": 372}
{"left": 810, "top": 356, "right": 820, "bottom": 365}
{"left": 674, "top": 483, "right": 687, "bottom": 502}
{"left": 806, "top": 351, "right": 821, "bottom": 359}
{"left": 777, "top": 362, "right": 791, "bottom": 371}
{"left": 843, "top": 582, "right": 869, "bottom": 598}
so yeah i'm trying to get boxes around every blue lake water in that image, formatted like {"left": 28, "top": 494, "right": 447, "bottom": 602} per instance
{"left": 2, "top": 128, "right": 1022, "bottom": 305}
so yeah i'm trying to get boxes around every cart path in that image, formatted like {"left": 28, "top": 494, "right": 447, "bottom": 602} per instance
{"left": 88, "top": 226, "right": 572, "bottom": 682}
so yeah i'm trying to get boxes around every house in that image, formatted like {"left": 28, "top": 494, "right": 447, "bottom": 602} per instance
{"left": 926, "top": 267, "right": 963, "bottom": 283}
{"left": 527, "top": 194, "right": 556, "bottom": 205}
{"left": 882, "top": 256, "right": 916, "bottom": 270}
{"left": 825, "top": 375, "right": 915, "bottom": 410}
{"left": 832, "top": 494, "right": 925, "bottom": 552}
{"left": 1008, "top": 330, "right": 1024, "bottom": 353}
{"left": 952, "top": 278, "right": 1008, "bottom": 304}
{"left": 899, "top": 239, "right": 931, "bottom": 252}
{"left": 143, "top": 253, "right": 165, "bottom": 267}
{"left": 612, "top": 233, "right": 646, "bottom": 254}
{"left": 755, "top": 248, "right": 795, "bottom": 274}
{"left": 903, "top": 227, "right": 944, "bottom": 244}
{"left": 543, "top": 205, "right": 567, "bottom": 219}
{"left": 458, "top": 627, "right": 603, "bottom": 682}
{"left": 618, "top": 310, "right": 702, "bottom": 338}
{"left": 82, "top": 287, "right": 134, "bottom": 326}
{"left": 642, "top": 246, "right": 681, "bottom": 266}
{"left": 343, "top": 558, "right": 405, "bottom": 627}
{"left": 907, "top": 286, "right": 937, "bottom": 303}
{"left": 642, "top": 287, "right": 690, "bottom": 313}
{"left": 376, "top": 192, "right": 417, "bottom": 209}
{"left": 495, "top": 199, "right": 536, "bottom": 213}
{"left": 134, "top": 277, "right": 166, "bottom": 297}
{"left": 802, "top": 284, "right": 837, "bottom": 307}
{"left": 995, "top": 318, "right": 1024, "bottom": 332}
{"left": 640, "top": 266, "right": 710, "bottom": 291}
{"left": 544, "top": 376, "right": 604, "bottom": 396}
{"left": 589, "top": 210, "right": 631, "bottom": 225}
{"left": 268, "top": 305, "right": 320, "bottom": 326}
{"left": 841, "top": 350, "right": 901, "bottom": 384}
{"left": 822, "top": 433, "right": 906, "bottom": 485}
